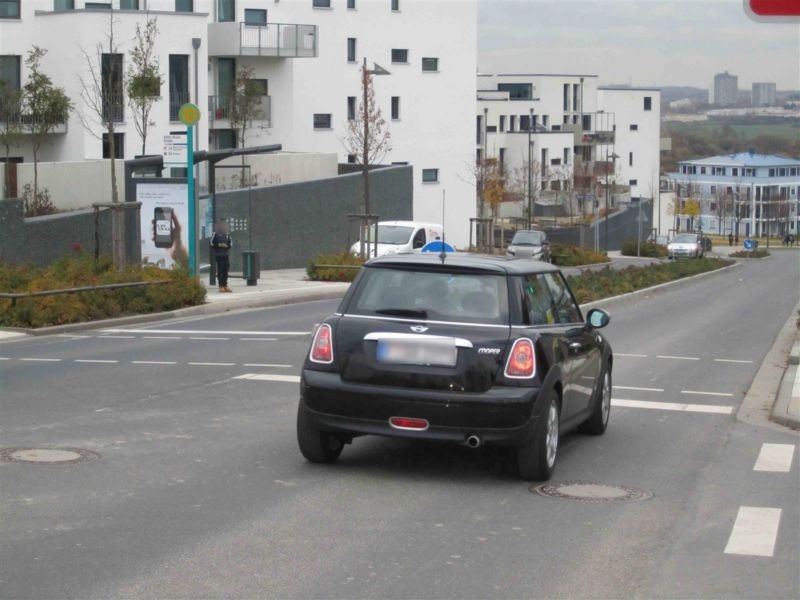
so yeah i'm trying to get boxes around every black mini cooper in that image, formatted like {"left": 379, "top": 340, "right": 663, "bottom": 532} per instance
{"left": 297, "top": 253, "right": 613, "bottom": 481}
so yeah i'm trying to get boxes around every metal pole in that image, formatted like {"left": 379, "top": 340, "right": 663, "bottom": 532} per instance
{"left": 637, "top": 199, "right": 642, "bottom": 257}
{"left": 187, "top": 125, "right": 196, "bottom": 275}
{"left": 362, "top": 58, "right": 370, "bottom": 258}
{"left": 527, "top": 108, "right": 533, "bottom": 229}
{"left": 604, "top": 146, "right": 610, "bottom": 253}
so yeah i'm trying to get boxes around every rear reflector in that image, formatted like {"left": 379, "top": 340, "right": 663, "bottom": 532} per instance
{"left": 309, "top": 323, "right": 334, "bottom": 364}
{"left": 504, "top": 337, "right": 536, "bottom": 379}
{"left": 389, "top": 416, "right": 430, "bottom": 431}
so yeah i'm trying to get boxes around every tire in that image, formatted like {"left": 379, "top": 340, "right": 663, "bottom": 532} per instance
{"left": 517, "top": 391, "right": 559, "bottom": 481}
{"left": 579, "top": 363, "right": 611, "bottom": 435}
{"left": 297, "top": 404, "right": 344, "bottom": 463}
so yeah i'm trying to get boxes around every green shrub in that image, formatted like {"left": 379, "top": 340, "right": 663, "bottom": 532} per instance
{"left": 307, "top": 252, "right": 365, "bottom": 282}
{"left": 0, "top": 253, "right": 205, "bottom": 328}
{"left": 621, "top": 239, "right": 668, "bottom": 258}
{"left": 729, "top": 249, "right": 770, "bottom": 258}
{"left": 550, "top": 243, "right": 610, "bottom": 267}
{"left": 566, "top": 258, "right": 732, "bottom": 304}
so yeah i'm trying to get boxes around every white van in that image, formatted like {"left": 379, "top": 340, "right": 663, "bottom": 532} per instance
{"left": 350, "top": 221, "right": 444, "bottom": 257}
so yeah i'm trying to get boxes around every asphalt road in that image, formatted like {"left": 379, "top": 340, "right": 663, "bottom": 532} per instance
{"left": 1, "top": 252, "right": 798, "bottom": 599}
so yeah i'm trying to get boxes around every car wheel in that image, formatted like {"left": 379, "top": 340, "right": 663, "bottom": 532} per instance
{"left": 579, "top": 363, "right": 611, "bottom": 435}
{"left": 517, "top": 391, "right": 559, "bottom": 481}
{"left": 297, "top": 404, "right": 344, "bottom": 463}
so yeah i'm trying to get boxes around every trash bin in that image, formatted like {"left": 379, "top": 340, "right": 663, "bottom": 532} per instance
{"left": 703, "top": 237, "right": 712, "bottom": 252}
{"left": 242, "top": 251, "right": 260, "bottom": 286}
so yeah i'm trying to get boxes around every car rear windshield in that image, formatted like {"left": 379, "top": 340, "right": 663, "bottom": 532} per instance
{"left": 511, "top": 231, "right": 544, "bottom": 245}
{"left": 347, "top": 267, "right": 510, "bottom": 325}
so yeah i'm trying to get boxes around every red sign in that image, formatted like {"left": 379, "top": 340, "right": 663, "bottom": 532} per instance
{"left": 749, "top": 0, "right": 800, "bottom": 17}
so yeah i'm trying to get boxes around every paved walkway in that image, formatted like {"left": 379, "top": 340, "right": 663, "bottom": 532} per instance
{"left": 202, "top": 268, "right": 345, "bottom": 306}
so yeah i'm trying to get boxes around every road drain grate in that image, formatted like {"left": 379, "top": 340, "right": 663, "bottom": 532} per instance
{"left": 0, "top": 447, "right": 99, "bottom": 465}
{"left": 531, "top": 481, "right": 652, "bottom": 503}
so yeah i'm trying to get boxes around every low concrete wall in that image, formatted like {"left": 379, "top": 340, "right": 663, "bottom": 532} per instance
{"left": 210, "top": 152, "right": 338, "bottom": 193}
{"left": 13, "top": 160, "right": 127, "bottom": 211}
{"left": 206, "top": 165, "right": 413, "bottom": 270}
{"left": 0, "top": 199, "right": 113, "bottom": 267}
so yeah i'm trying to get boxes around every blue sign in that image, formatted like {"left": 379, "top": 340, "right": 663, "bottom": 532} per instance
{"left": 421, "top": 241, "right": 455, "bottom": 253}
{"left": 743, "top": 239, "right": 754, "bottom": 251}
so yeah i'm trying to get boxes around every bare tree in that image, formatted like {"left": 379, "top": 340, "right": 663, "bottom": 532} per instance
{"left": 126, "top": 17, "right": 161, "bottom": 157}
{"left": 23, "top": 47, "right": 72, "bottom": 201}
{"left": 79, "top": 11, "right": 125, "bottom": 268}
{"left": 0, "top": 81, "right": 23, "bottom": 199}
{"left": 505, "top": 157, "right": 545, "bottom": 224}
{"left": 227, "top": 64, "right": 267, "bottom": 186}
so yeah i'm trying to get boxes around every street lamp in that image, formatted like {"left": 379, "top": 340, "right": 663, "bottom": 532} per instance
{"left": 604, "top": 149, "right": 619, "bottom": 253}
{"left": 527, "top": 107, "right": 534, "bottom": 229}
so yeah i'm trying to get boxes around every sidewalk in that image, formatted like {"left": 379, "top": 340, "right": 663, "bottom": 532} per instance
{"left": 203, "top": 268, "right": 346, "bottom": 306}
{"left": 772, "top": 335, "right": 800, "bottom": 430}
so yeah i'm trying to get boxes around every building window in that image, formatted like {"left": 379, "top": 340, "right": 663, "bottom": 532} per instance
{"left": 102, "top": 133, "right": 124, "bottom": 159}
{"left": 710, "top": 185, "right": 716, "bottom": 194}
{"left": 519, "top": 114, "right": 530, "bottom": 131}
{"left": 250, "top": 79, "right": 268, "bottom": 95}
{"left": 499, "top": 115, "right": 505, "bottom": 132}
{"left": 216, "top": 129, "right": 236, "bottom": 150}
{"left": 0, "top": 0, "right": 20, "bottom": 18}
{"left": 175, "top": 0, "right": 193, "bottom": 12}
{"left": 391, "top": 49, "right": 408, "bottom": 64}
{"left": 54, "top": 0, "right": 74, "bottom": 10}
{"left": 347, "top": 154, "right": 357, "bottom": 164}
{"left": 347, "top": 0, "right": 355, "bottom": 8}
{"left": 499, "top": 148, "right": 505, "bottom": 173}
{"left": 121, "top": 0, "right": 140, "bottom": 7}
{"left": 563, "top": 83, "right": 569, "bottom": 111}
{"left": 563, "top": 148, "right": 569, "bottom": 165}
{"left": 0, "top": 55, "right": 21, "bottom": 90}
{"left": 86, "top": 3, "right": 112, "bottom": 9}
{"left": 790, "top": 168, "right": 798, "bottom": 176}
{"left": 629, "top": 179, "right": 637, "bottom": 186}
{"left": 347, "top": 96, "right": 356, "bottom": 120}
{"left": 732, "top": 168, "right": 739, "bottom": 176}
{"left": 542, "top": 115, "right": 549, "bottom": 127}
{"left": 422, "top": 168, "right": 439, "bottom": 183}
{"left": 779, "top": 168, "right": 787, "bottom": 176}
{"left": 391, "top": 96, "right": 400, "bottom": 120}
{"left": 216, "top": 0, "right": 234, "bottom": 20}
{"left": 700, "top": 167, "right": 706, "bottom": 174}
{"left": 169, "top": 55, "right": 189, "bottom": 121}
{"left": 312, "top": 0, "right": 330, "bottom": 7}
{"left": 421, "top": 57, "right": 438, "bottom": 72}
{"left": 244, "top": 8, "right": 266, "bottom": 25}
{"left": 476, "top": 149, "right": 482, "bottom": 162}
{"left": 102, "top": 53, "right": 124, "bottom": 122}
{"left": 347, "top": 38, "right": 356, "bottom": 63}
{"left": 509, "top": 115, "right": 517, "bottom": 131}
{"left": 581, "top": 114, "right": 591, "bottom": 130}
{"left": 644, "top": 96, "right": 652, "bottom": 111}
{"left": 476, "top": 115, "right": 482, "bottom": 144}
{"left": 497, "top": 83, "right": 532, "bottom": 100}
{"left": 313, "top": 113, "right": 332, "bottom": 129}
{"left": 391, "top": 0, "right": 399, "bottom": 10}
{"left": 629, "top": 124, "right": 638, "bottom": 131}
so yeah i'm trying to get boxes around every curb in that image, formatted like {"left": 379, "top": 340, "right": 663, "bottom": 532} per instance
{"left": 738, "top": 300, "right": 800, "bottom": 433}
{"left": 771, "top": 363, "right": 799, "bottom": 430}
{"left": 580, "top": 261, "right": 740, "bottom": 310}
{"left": 4, "top": 284, "right": 350, "bottom": 337}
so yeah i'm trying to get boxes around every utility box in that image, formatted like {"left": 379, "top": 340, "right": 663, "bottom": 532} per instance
{"left": 242, "top": 251, "right": 260, "bottom": 286}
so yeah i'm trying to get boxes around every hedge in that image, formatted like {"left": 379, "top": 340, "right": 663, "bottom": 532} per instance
{"left": 550, "top": 243, "right": 610, "bottom": 267}
{"left": 306, "top": 251, "right": 365, "bottom": 282}
{"left": 621, "top": 239, "right": 668, "bottom": 258}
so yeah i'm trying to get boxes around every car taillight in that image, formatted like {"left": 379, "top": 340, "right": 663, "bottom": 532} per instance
{"left": 389, "top": 417, "right": 429, "bottom": 431}
{"left": 504, "top": 338, "right": 536, "bottom": 379}
{"left": 309, "top": 324, "right": 334, "bottom": 364}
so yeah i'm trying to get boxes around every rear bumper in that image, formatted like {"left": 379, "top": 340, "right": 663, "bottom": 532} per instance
{"left": 300, "top": 369, "right": 542, "bottom": 446}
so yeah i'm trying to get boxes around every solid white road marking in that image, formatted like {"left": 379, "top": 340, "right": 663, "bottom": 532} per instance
{"left": 753, "top": 443, "right": 795, "bottom": 473}
{"left": 724, "top": 506, "right": 782, "bottom": 557}
{"left": 714, "top": 358, "right": 754, "bottom": 364}
{"left": 142, "top": 336, "right": 182, "bottom": 340}
{"left": 615, "top": 353, "right": 648, "bottom": 358}
{"left": 189, "top": 337, "right": 229, "bottom": 341}
{"left": 657, "top": 355, "right": 700, "bottom": 361}
{"left": 234, "top": 373, "right": 301, "bottom": 383}
{"left": 102, "top": 328, "right": 310, "bottom": 336}
{"left": 188, "top": 362, "right": 235, "bottom": 366}
{"left": 240, "top": 338, "right": 278, "bottom": 341}
{"left": 75, "top": 359, "right": 118, "bottom": 364}
{"left": 20, "top": 358, "right": 62, "bottom": 362}
{"left": 0, "top": 357, "right": 9, "bottom": 360}
{"left": 243, "top": 363, "right": 292, "bottom": 368}
{"left": 58, "top": 334, "right": 91, "bottom": 338}
{"left": 98, "top": 335, "right": 135, "bottom": 339}
{"left": 681, "top": 390, "right": 734, "bottom": 397}
{"left": 614, "top": 385, "right": 664, "bottom": 392}
{"left": 131, "top": 360, "right": 178, "bottom": 365}
{"left": 611, "top": 398, "right": 733, "bottom": 415}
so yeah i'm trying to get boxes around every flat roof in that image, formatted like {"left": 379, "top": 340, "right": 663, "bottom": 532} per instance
{"left": 680, "top": 153, "right": 800, "bottom": 167}
{"left": 477, "top": 73, "right": 599, "bottom": 78}
{"left": 599, "top": 86, "right": 662, "bottom": 92}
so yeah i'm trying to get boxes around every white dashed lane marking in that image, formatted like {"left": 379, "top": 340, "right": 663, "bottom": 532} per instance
{"left": 724, "top": 506, "right": 782, "bottom": 557}
{"left": 131, "top": 360, "right": 178, "bottom": 365}
{"left": 681, "top": 390, "right": 734, "bottom": 398}
{"left": 235, "top": 374, "right": 301, "bottom": 383}
{"left": 611, "top": 398, "right": 733, "bottom": 415}
{"left": 98, "top": 335, "right": 135, "bottom": 339}
{"left": 615, "top": 353, "right": 648, "bottom": 358}
{"left": 753, "top": 444, "right": 795, "bottom": 473}
{"left": 142, "top": 336, "right": 182, "bottom": 340}
{"left": 20, "top": 358, "right": 62, "bottom": 362}
{"left": 657, "top": 355, "right": 700, "bottom": 361}
{"left": 75, "top": 359, "right": 119, "bottom": 364}
{"left": 188, "top": 362, "right": 236, "bottom": 367}
{"left": 190, "top": 337, "right": 230, "bottom": 341}
{"left": 243, "top": 363, "right": 292, "bottom": 368}
{"left": 614, "top": 385, "right": 664, "bottom": 392}
{"left": 714, "top": 358, "right": 754, "bottom": 364}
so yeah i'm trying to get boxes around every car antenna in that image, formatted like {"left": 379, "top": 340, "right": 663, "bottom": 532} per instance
{"left": 439, "top": 189, "right": 447, "bottom": 264}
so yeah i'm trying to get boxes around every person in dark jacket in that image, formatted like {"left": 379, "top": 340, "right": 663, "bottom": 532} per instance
{"left": 211, "top": 219, "right": 233, "bottom": 293}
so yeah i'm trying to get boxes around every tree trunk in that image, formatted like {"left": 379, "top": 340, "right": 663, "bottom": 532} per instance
{"left": 32, "top": 146, "right": 39, "bottom": 200}
{"left": 108, "top": 124, "right": 125, "bottom": 271}
{"left": 3, "top": 144, "right": 10, "bottom": 199}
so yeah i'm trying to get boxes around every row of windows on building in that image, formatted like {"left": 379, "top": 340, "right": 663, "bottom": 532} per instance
{"left": 346, "top": 40, "right": 438, "bottom": 72}
{"left": 315, "top": 0, "right": 401, "bottom": 10}
{"left": 477, "top": 113, "right": 629, "bottom": 141}
{"left": 0, "top": 0, "right": 196, "bottom": 15}
{"left": 679, "top": 164, "right": 799, "bottom": 177}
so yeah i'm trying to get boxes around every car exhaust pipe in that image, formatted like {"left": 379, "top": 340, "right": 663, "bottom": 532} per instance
{"left": 465, "top": 435, "right": 482, "bottom": 449}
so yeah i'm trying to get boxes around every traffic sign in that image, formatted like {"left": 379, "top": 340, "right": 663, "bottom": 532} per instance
{"left": 743, "top": 239, "right": 754, "bottom": 250}
{"left": 421, "top": 241, "right": 455, "bottom": 253}
{"left": 178, "top": 103, "right": 201, "bottom": 126}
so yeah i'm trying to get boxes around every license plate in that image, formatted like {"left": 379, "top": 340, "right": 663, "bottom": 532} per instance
{"left": 376, "top": 338, "right": 458, "bottom": 367}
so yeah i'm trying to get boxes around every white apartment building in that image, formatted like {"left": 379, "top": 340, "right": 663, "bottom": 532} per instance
{"left": 476, "top": 74, "right": 660, "bottom": 220}
{"left": 597, "top": 87, "right": 661, "bottom": 200}
{"left": 1, "top": 0, "right": 477, "bottom": 246}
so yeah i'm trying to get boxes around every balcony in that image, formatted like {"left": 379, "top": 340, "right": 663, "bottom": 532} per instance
{"left": 562, "top": 112, "right": 615, "bottom": 146}
{"left": 0, "top": 101, "right": 68, "bottom": 134}
{"left": 208, "top": 95, "right": 271, "bottom": 128}
{"left": 208, "top": 22, "right": 317, "bottom": 58}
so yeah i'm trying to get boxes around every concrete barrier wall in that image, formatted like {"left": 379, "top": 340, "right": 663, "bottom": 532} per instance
{"left": 209, "top": 152, "right": 338, "bottom": 193}
{"left": 207, "top": 165, "right": 413, "bottom": 271}
{"left": 12, "top": 160, "right": 127, "bottom": 210}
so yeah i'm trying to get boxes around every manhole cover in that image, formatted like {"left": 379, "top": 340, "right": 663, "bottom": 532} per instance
{"left": 531, "top": 480, "right": 652, "bottom": 503}
{"left": 0, "top": 447, "right": 99, "bottom": 465}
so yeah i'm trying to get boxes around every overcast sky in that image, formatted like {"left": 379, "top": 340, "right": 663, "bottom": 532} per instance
{"left": 477, "top": 0, "right": 800, "bottom": 90}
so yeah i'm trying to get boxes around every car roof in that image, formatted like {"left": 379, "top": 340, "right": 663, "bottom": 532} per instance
{"left": 365, "top": 252, "right": 560, "bottom": 274}
{"left": 380, "top": 221, "right": 442, "bottom": 229}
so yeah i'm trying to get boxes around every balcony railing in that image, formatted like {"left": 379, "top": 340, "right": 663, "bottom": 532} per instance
{"left": 208, "top": 21, "right": 318, "bottom": 58}
{"left": 102, "top": 93, "right": 124, "bottom": 123}
{"left": 208, "top": 94, "right": 271, "bottom": 127}
{"left": 169, "top": 92, "right": 190, "bottom": 121}
{"left": 562, "top": 112, "right": 616, "bottom": 146}
{"left": 0, "top": 101, "right": 68, "bottom": 133}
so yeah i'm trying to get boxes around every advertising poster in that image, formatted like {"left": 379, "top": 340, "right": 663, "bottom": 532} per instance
{"left": 136, "top": 183, "right": 189, "bottom": 269}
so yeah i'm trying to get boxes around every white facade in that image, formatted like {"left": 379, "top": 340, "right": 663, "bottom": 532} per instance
{"left": 752, "top": 82, "right": 776, "bottom": 107}
{"left": 597, "top": 87, "right": 661, "bottom": 201}
{"left": 1, "top": 0, "right": 477, "bottom": 246}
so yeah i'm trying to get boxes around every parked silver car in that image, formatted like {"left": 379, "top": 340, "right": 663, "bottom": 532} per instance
{"left": 506, "top": 230, "right": 551, "bottom": 262}
{"left": 667, "top": 233, "right": 704, "bottom": 259}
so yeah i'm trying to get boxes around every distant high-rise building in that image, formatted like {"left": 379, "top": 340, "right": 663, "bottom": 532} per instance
{"left": 713, "top": 71, "right": 738, "bottom": 107}
{"left": 752, "top": 82, "right": 777, "bottom": 107}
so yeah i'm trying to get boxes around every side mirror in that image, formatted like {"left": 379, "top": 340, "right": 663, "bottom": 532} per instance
{"left": 586, "top": 308, "right": 610, "bottom": 329}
